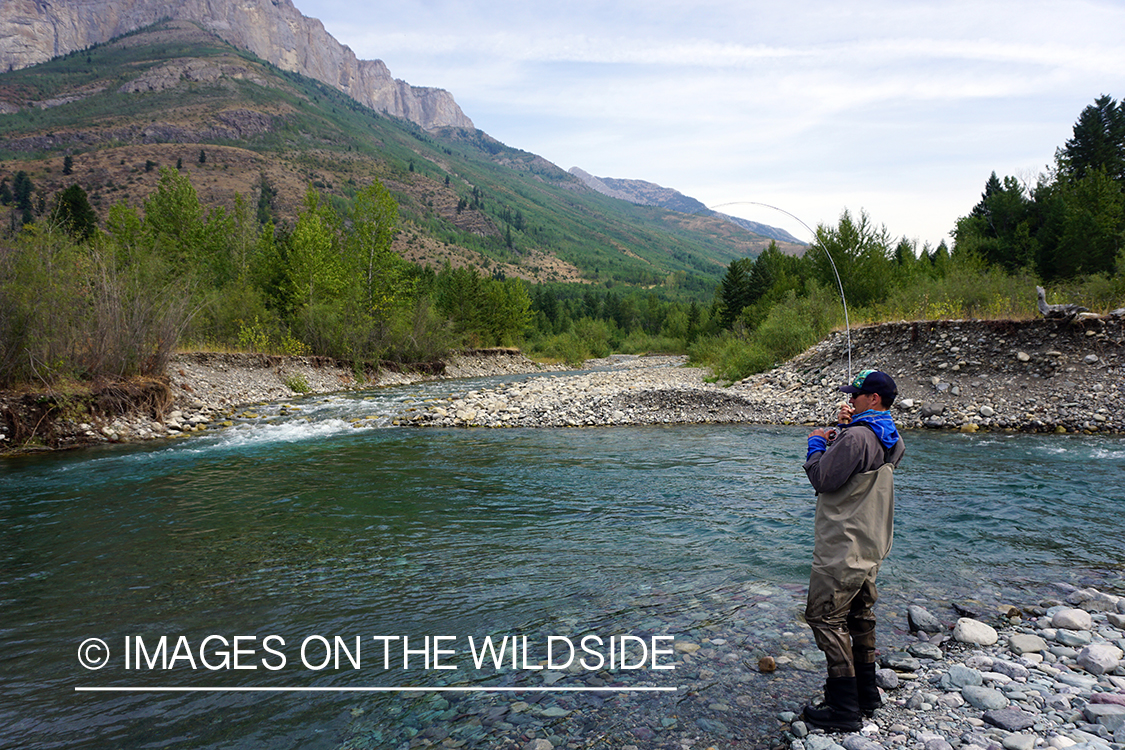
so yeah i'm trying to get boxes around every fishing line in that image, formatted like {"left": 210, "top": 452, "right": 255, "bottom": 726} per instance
{"left": 709, "top": 201, "right": 852, "bottom": 381}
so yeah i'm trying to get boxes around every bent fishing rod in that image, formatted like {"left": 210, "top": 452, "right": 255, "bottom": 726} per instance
{"left": 709, "top": 201, "right": 852, "bottom": 381}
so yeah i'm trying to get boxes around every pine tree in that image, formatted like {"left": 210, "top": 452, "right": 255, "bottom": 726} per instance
{"left": 718, "top": 258, "right": 754, "bottom": 329}
{"left": 12, "top": 171, "right": 34, "bottom": 225}
{"left": 52, "top": 184, "right": 98, "bottom": 240}
{"left": 1058, "top": 95, "right": 1125, "bottom": 184}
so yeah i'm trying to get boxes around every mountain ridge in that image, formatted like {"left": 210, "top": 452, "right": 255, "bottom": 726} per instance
{"left": 0, "top": 20, "right": 781, "bottom": 293}
{"left": 568, "top": 167, "right": 804, "bottom": 247}
{"left": 0, "top": 0, "right": 472, "bottom": 131}
{"left": 0, "top": 0, "right": 802, "bottom": 253}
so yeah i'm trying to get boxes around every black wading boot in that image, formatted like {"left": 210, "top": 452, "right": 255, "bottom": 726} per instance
{"left": 803, "top": 676, "right": 863, "bottom": 733}
{"left": 855, "top": 661, "right": 882, "bottom": 716}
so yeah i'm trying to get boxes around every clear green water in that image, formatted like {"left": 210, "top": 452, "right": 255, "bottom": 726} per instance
{"left": 2, "top": 377, "right": 1123, "bottom": 748}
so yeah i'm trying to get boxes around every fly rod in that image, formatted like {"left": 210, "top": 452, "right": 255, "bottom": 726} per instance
{"left": 709, "top": 201, "right": 852, "bottom": 381}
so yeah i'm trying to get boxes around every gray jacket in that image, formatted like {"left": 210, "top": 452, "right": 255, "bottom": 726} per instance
{"left": 804, "top": 423, "right": 905, "bottom": 494}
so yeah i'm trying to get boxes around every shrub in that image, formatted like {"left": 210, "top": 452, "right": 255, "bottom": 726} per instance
{"left": 690, "top": 284, "right": 841, "bottom": 382}
{"left": 282, "top": 373, "right": 310, "bottom": 393}
{"left": 0, "top": 224, "right": 190, "bottom": 386}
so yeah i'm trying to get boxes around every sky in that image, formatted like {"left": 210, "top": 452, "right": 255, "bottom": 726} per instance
{"left": 297, "top": 0, "right": 1125, "bottom": 248}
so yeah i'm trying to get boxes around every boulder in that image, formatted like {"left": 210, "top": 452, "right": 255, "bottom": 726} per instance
{"left": 1008, "top": 633, "right": 1048, "bottom": 656}
{"left": 1051, "top": 608, "right": 1093, "bottom": 631}
{"left": 954, "top": 618, "right": 998, "bottom": 646}
{"left": 1077, "top": 643, "right": 1124, "bottom": 676}
{"left": 908, "top": 604, "right": 945, "bottom": 633}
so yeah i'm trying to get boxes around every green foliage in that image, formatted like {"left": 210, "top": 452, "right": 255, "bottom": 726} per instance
{"left": 236, "top": 315, "right": 273, "bottom": 352}
{"left": 688, "top": 332, "right": 774, "bottom": 383}
{"left": 2, "top": 169, "right": 449, "bottom": 385}
{"left": 0, "top": 223, "right": 191, "bottom": 386}
{"left": 526, "top": 322, "right": 610, "bottom": 366}
{"left": 1058, "top": 94, "right": 1125, "bottom": 183}
{"left": 691, "top": 283, "right": 842, "bottom": 382}
{"left": 809, "top": 209, "right": 893, "bottom": 309}
{"left": 350, "top": 180, "right": 405, "bottom": 313}
{"left": 1037, "top": 169, "right": 1124, "bottom": 279}
{"left": 867, "top": 252, "right": 1039, "bottom": 321}
{"left": 954, "top": 172, "right": 1037, "bottom": 272}
{"left": 432, "top": 264, "right": 532, "bottom": 347}
{"left": 10, "top": 170, "right": 35, "bottom": 226}
{"left": 953, "top": 96, "right": 1125, "bottom": 283}
{"left": 50, "top": 184, "right": 98, "bottom": 240}
{"left": 282, "top": 373, "right": 310, "bottom": 393}
{"left": 717, "top": 257, "right": 754, "bottom": 328}
{"left": 285, "top": 188, "right": 348, "bottom": 310}
{"left": 1052, "top": 275, "right": 1125, "bottom": 313}
{"left": 256, "top": 172, "right": 276, "bottom": 225}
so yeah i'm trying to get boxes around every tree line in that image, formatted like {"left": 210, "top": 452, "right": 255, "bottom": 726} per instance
{"left": 0, "top": 168, "right": 532, "bottom": 388}
{"left": 2, "top": 95, "right": 1122, "bottom": 389}
{"left": 697, "top": 95, "right": 1125, "bottom": 381}
{"left": 954, "top": 95, "right": 1124, "bottom": 280}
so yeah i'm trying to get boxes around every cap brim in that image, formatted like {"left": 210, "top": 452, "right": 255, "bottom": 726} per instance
{"left": 838, "top": 385, "right": 862, "bottom": 394}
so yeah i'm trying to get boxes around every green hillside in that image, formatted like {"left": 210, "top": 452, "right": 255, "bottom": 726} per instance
{"left": 0, "top": 19, "right": 777, "bottom": 297}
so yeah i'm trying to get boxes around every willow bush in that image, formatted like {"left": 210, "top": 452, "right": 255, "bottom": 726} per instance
{"left": 0, "top": 224, "right": 192, "bottom": 387}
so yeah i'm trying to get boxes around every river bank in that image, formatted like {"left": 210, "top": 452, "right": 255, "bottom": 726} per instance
{"left": 406, "top": 317, "right": 1123, "bottom": 434}
{"left": 1, "top": 316, "right": 1122, "bottom": 453}
{"left": 0, "top": 347, "right": 561, "bottom": 452}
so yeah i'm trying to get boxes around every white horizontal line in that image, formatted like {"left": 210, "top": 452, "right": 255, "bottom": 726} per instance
{"left": 75, "top": 686, "right": 678, "bottom": 693}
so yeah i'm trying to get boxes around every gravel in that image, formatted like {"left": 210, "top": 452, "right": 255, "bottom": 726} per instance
{"left": 17, "top": 315, "right": 1122, "bottom": 449}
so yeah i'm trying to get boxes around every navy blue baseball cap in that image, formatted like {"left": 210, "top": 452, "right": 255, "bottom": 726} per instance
{"left": 839, "top": 369, "right": 897, "bottom": 401}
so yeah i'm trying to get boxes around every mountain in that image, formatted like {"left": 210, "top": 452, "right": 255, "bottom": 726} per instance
{"left": 0, "top": 20, "right": 784, "bottom": 296}
{"left": 568, "top": 167, "right": 805, "bottom": 247}
{"left": 0, "top": 0, "right": 471, "bottom": 131}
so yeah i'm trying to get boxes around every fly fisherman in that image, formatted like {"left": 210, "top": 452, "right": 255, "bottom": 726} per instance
{"left": 801, "top": 369, "right": 906, "bottom": 732}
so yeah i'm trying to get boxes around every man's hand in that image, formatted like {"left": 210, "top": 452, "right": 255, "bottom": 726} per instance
{"left": 809, "top": 427, "right": 831, "bottom": 439}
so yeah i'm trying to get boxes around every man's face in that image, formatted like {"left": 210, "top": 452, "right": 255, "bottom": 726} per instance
{"left": 849, "top": 391, "right": 880, "bottom": 410}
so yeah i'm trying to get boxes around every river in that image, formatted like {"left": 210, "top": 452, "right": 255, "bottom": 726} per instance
{"left": 2, "top": 373, "right": 1123, "bottom": 749}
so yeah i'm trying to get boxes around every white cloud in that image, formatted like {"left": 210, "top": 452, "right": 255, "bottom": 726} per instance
{"left": 299, "top": 0, "right": 1125, "bottom": 246}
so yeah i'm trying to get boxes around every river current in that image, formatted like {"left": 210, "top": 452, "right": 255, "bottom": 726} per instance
{"left": 2, "top": 372, "right": 1123, "bottom": 749}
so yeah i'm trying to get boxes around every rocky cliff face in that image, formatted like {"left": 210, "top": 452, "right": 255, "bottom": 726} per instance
{"left": 0, "top": 0, "right": 473, "bottom": 131}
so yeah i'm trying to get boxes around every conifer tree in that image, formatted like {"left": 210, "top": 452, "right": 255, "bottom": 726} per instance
{"left": 1058, "top": 95, "right": 1125, "bottom": 184}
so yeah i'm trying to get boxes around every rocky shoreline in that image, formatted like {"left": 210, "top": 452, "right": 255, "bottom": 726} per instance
{"left": 0, "top": 348, "right": 561, "bottom": 451}
{"left": 405, "top": 318, "right": 1123, "bottom": 435}
{"left": 784, "top": 586, "right": 1125, "bottom": 750}
{"left": 330, "top": 579, "right": 1125, "bottom": 750}
{"left": 1, "top": 316, "right": 1121, "bottom": 452}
